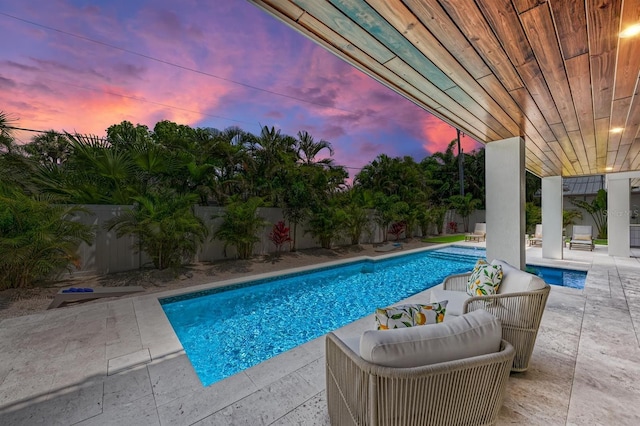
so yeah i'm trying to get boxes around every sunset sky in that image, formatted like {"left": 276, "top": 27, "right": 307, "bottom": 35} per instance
{"left": 0, "top": 0, "right": 482, "bottom": 175}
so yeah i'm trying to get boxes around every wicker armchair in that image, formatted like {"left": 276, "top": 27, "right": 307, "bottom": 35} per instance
{"left": 441, "top": 265, "right": 550, "bottom": 372}
{"left": 326, "top": 333, "right": 514, "bottom": 426}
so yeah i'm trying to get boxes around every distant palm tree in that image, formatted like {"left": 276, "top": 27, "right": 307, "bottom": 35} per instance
{"left": 251, "top": 126, "right": 297, "bottom": 202}
{"left": 448, "top": 193, "right": 481, "bottom": 232}
{"left": 295, "top": 130, "right": 334, "bottom": 166}
{"left": 24, "top": 130, "right": 71, "bottom": 165}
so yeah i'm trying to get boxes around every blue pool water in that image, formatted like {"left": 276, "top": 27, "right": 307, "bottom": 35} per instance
{"left": 160, "top": 245, "right": 586, "bottom": 386}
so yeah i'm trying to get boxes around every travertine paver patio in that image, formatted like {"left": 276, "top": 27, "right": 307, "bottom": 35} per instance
{"left": 1, "top": 243, "right": 640, "bottom": 425}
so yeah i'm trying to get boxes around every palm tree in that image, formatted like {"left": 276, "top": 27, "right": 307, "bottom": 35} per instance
{"left": 0, "top": 111, "right": 17, "bottom": 154}
{"left": 23, "top": 131, "right": 71, "bottom": 165}
{"left": 423, "top": 140, "right": 460, "bottom": 201}
{"left": 295, "top": 130, "right": 334, "bottom": 166}
{"left": 448, "top": 193, "right": 481, "bottom": 232}
{"left": 65, "top": 133, "right": 137, "bottom": 204}
{"left": 206, "top": 126, "right": 254, "bottom": 204}
{"left": 250, "top": 126, "right": 297, "bottom": 203}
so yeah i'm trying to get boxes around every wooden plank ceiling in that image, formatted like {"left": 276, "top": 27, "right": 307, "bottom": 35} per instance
{"left": 247, "top": 0, "right": 640, "bottom": 178}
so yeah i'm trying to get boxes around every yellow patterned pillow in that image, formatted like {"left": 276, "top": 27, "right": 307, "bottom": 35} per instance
{"left": 375, "top": 302, "right": 448, "bottom": 330}
{"left": 467, "top": 259, "right": 503, "bottom": 296}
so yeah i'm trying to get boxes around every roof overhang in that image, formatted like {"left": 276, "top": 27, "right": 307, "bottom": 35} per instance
{"left": 247, "top": 0, "right": 640, "bottom": 178}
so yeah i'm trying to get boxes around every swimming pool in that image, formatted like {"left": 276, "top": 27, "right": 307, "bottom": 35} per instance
{"left": 160, "top": 245, "right": 586, "bottom": 386}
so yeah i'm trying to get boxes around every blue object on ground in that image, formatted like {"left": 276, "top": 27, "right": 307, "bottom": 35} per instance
{"left": 61, "top": 287, "right": 95, "bottom": 293}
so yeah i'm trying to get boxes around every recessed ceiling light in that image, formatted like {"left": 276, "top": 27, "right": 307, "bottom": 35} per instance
{"left": 620, "top": 23, "right": 640, "bottom": 38}
{"left": 610, "top": 127, "right": 624, "bottom": 133}
{"left": 606, "top": 166, "right": 614, "bottom": 171}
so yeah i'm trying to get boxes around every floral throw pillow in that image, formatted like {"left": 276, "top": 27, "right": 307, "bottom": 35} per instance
{"left": 375, "top": 301, "right": 448, "bottom": 330}
{"left": 467, "top": 259, "right": 503, "bottom": 296}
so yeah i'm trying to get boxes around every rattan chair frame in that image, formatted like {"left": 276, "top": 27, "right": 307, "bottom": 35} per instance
{"left": 443, "top": 273, "right": 550, "bottom": 372}
{"left": 325, "top": 333, "right": 515, "bottom": 426}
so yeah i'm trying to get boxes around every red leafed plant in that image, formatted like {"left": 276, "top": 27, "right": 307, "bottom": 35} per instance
{"left": 388, "top": 221, "right": 406, "bottom": 241}
{"left": 447, "top": 221, "right": 458, "bottom": 233}
{"left": 269, "top": 221, "right": 292, "bottom": 252}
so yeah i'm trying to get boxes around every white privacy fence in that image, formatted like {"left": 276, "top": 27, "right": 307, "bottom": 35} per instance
{"left": 70, "top": 205, "right": 480, "bottom": 276}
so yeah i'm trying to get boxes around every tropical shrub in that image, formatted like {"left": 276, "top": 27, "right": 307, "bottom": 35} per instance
{"left": 432, "top": 205, "right": 447, "bottom": 235}
{"left": 417, "top": 207, "right": 440, "bottom": 237}
{"left": 448, "top": 193, "right": 481, "bottom": 232}
{"left": 106, "top": 191, "right": 207, "bottom": 270}
{"left": 214, "top": 197, "right": 268, "bottom": 259}
{"left": 372, "top": 193, "right": 398, "bottom": 242}
{"left": 282, "top": 179, "right": 312, "bottom": 251}
{"left": 343, "top": 202, "right": 370, "bottom": 245}
{"left": 563, "top": 209, "right": 583, "bottom": 228}
{"left": 0, "top": 186, "right": 94, "bottom": 289}
{"left": 525, "top": 202, "right": 542, "bottom": 234}
{"left": 305, "top": 205, "right": 347, "bottom": 249}
{"left": 570, "top": 189, "right": 607, "bottom": 238}
{"left": 269, "top": 221, "right": 292, "bottom": 253}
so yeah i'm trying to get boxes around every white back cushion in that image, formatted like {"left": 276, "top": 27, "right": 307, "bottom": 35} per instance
{"left": 491, "top": 259, "right": 546, "bottom": 293}
{"left": 359, "top": 309, "right": 502, "bottom": 368}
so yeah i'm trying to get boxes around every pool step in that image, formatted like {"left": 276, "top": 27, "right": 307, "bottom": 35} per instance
{"left": 425, "top": 251, "right": 483, "bottom": 264}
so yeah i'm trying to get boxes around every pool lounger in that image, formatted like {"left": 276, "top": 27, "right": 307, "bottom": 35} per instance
{"left": 48, "top": 286, "right": 145, "bottom": 309}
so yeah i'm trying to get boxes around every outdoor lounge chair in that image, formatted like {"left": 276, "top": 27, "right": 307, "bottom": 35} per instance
{"left": 47, "top": 286, "right": 145, "bottom": 309}
{"left": 569, "top": 225, "right": 595, "bottom": 251}
{"left": 326, "top": 310, "right": 514, "bottom": 426}
{"left": 464, "top": 222, "right": 486, "bottom": 242}
{"left": 529, "top": 224, "right": 543, "bottom": 246}
{"left": 431, "top": 259, "right": 550, "bottom": 372}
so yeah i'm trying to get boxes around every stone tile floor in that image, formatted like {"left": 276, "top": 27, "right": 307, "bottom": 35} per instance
{"left": 1, "top": 244, "right": 639, "bottom": 425}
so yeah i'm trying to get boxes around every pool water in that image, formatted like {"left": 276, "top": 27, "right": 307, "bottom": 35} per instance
{"left": 525, "top": 264, "right": 586, "bottom": 289}
{"left": 160, "top": 245, "right": 586, "bottom": 386}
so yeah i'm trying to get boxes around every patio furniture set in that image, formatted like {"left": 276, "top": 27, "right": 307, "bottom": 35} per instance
{"left": 527, "top": 224, "right": 595, "bottom": 250}
{"left": 326, "top": 257, "right": 551, "bottom": 425}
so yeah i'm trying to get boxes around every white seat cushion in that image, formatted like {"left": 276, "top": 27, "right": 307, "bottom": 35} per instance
{"left": 430, "top": 288, "right": 469, "bottom": 317}
{"left": 491, "top": 259, "right": 546, "bottom": 293}
{"left": 359, "top": 309, "right": 502, "bottom": 368}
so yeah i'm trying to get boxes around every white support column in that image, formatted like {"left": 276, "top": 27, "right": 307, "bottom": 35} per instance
{"left": 542, "top": 176, "right": 563, "bottom": 259}
{"left": 607, "top": 177, "right": 630, "bottom": 257}
{"left": 486, "top": 136, "right": 526, "bottom": 269}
